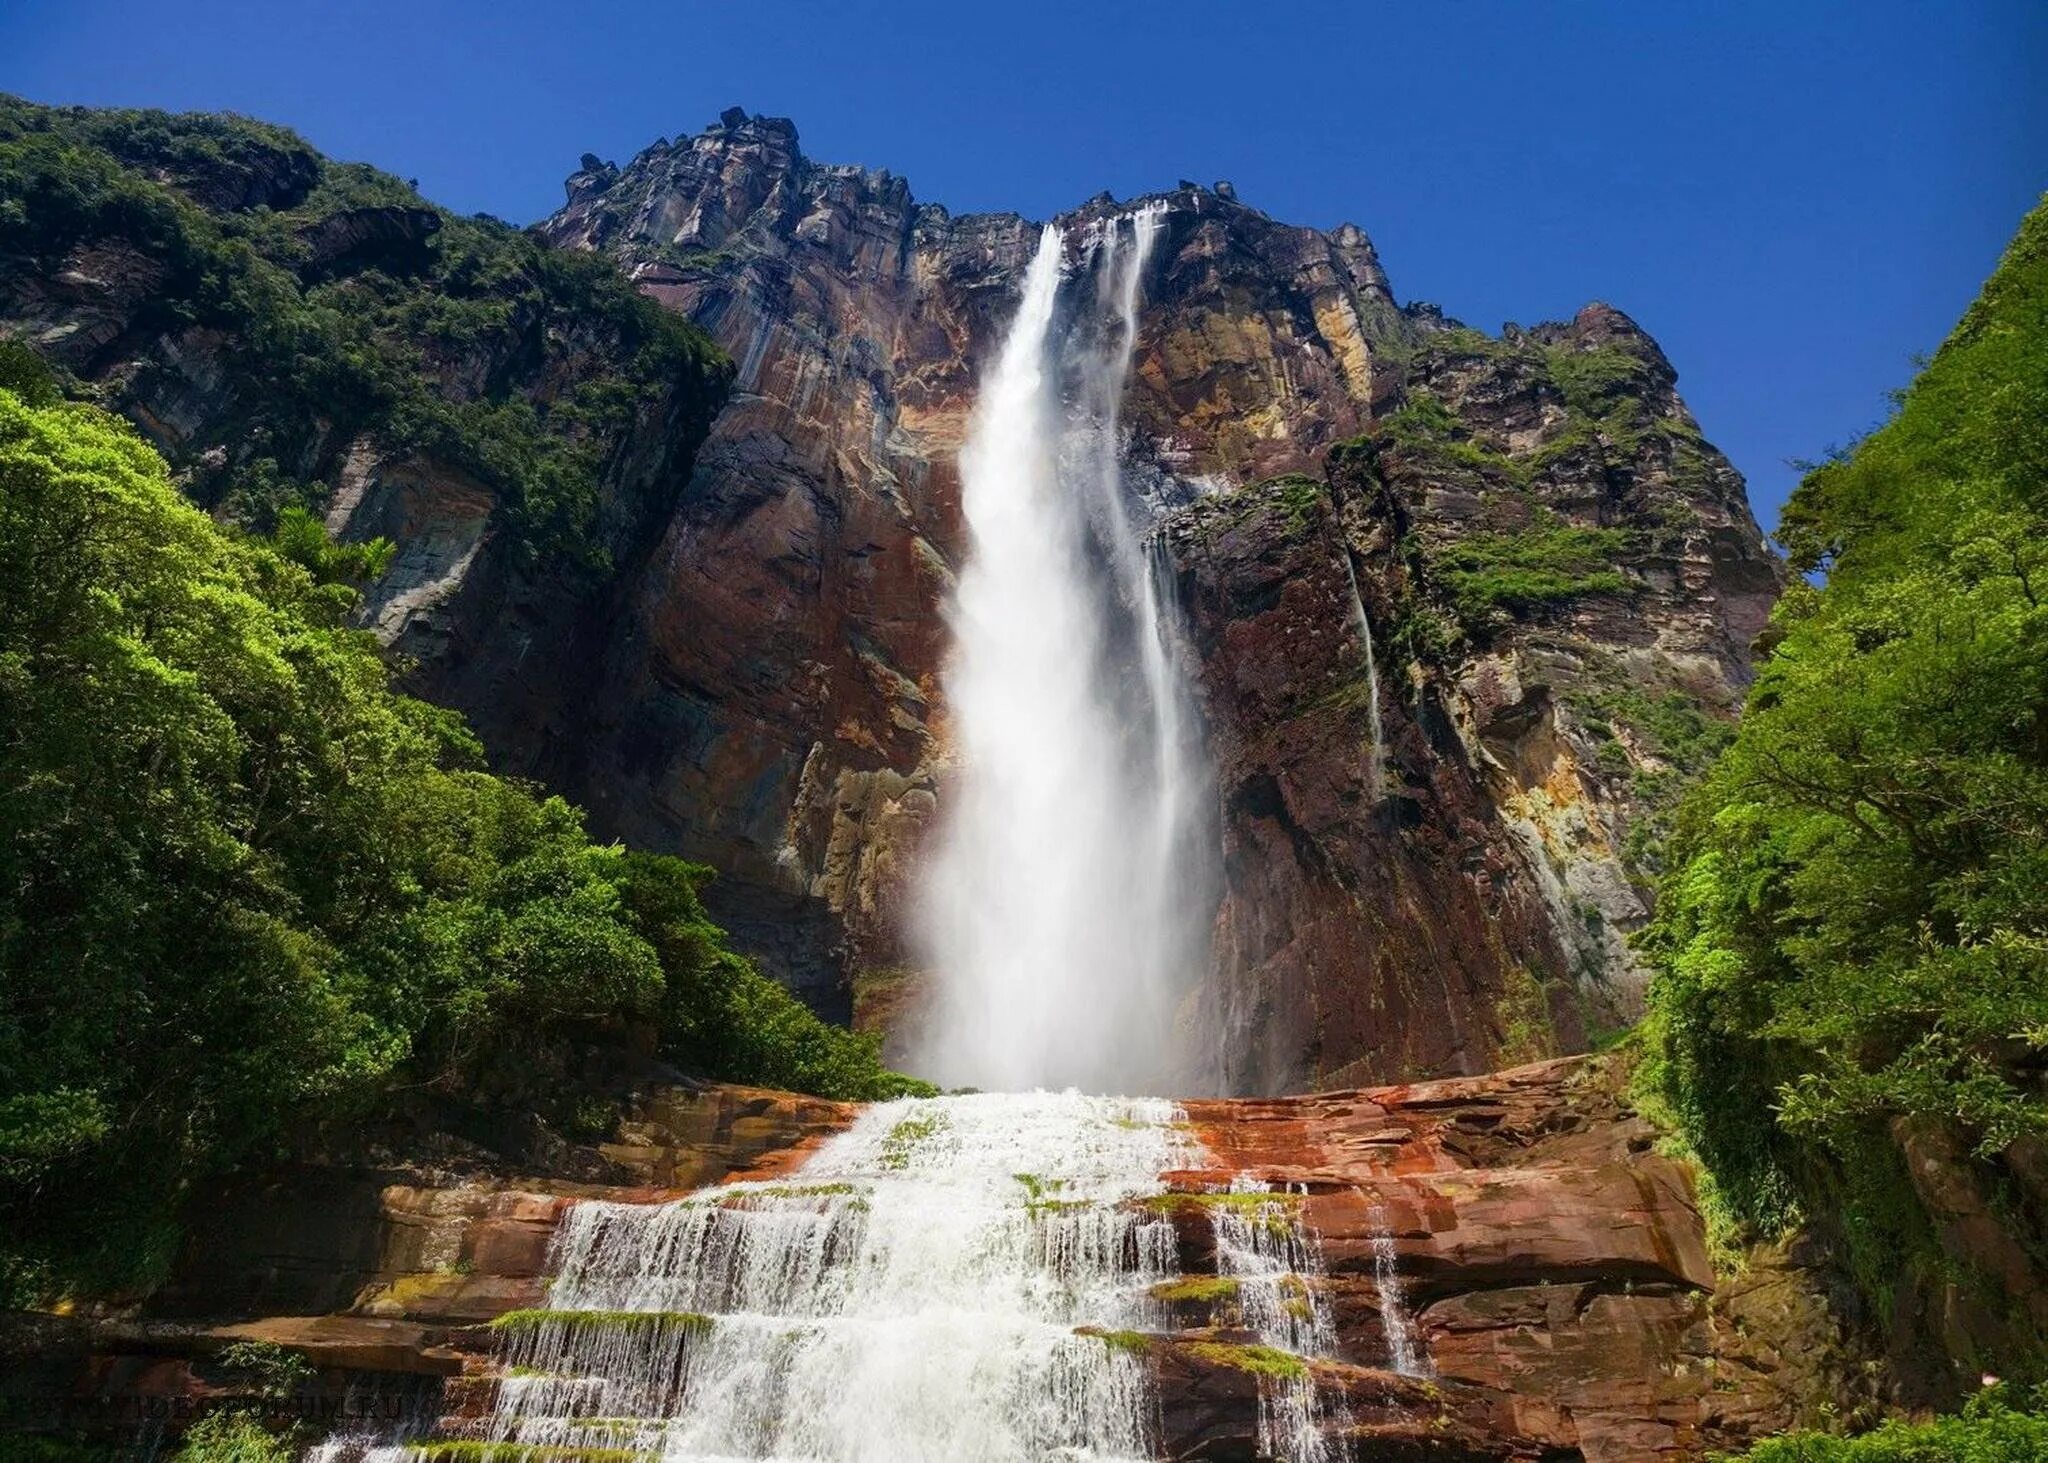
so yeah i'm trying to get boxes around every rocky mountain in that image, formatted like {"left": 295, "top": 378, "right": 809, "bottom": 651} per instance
{"left": 0, "top": 96, "right": 731, "bottom": 791}
{"left": 530, "top": 110, "right": 1781, "bottom": 1087}
{"left": 0, "top": 99, "right": 1781, "bottom": 1090}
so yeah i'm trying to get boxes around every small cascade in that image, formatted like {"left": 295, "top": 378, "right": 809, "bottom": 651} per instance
{"left": 438, "top": 1092, "right": 1198, "bottom": 1462}
{"left": 1365, "top": 1199, "right": 1430, "bottom": 1377}
{"left": 1205, "top": 1178, "right": 1351, "bottom": 1463}
{"left": 1339, "top": 550, "right": 1386, "bottom": 802}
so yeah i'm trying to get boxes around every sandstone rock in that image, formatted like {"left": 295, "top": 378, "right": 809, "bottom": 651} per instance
{"left": 527, "top": 113, "right": 1777, "bottom": 1076}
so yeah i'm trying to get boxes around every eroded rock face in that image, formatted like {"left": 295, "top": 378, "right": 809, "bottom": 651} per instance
{"left": 1167, "top": 1057, "right": 1863, "bottom": 1460}
{"left": 13, "top": 1060, "right": 1872, "bottom": 1459}
{"left": 0, "top": 105, "right": 731, "bottom": 824}
{"left": 3, "top": 101, "right": 1783, "bottom": 1088}
{"left": 534, "top": 112, "right": 1780, "bottom": 1077}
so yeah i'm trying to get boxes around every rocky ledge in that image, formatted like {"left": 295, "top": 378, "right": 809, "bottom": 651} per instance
{"left": 2, "top": 1058, "right": 1871, "bottom": 1459}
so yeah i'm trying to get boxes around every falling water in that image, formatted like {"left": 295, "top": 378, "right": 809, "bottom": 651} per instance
{"left": 1365, "top": 1200, "right": 1429, "bottom": 1377}
{"left": 448, "top": 1092, "right": 1196, "bottom": 1461}
{"left": 915, "top": 209, "right": 1212, "bottom": 1094}
{"left": 1206, "top": 1178, "right": 1351, "bottom": 1462}
{"left": 1339, "top": 551, "right": 1385, "bottom": 802}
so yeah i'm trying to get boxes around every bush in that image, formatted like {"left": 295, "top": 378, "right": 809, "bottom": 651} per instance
{"left": 1425, "top": 510, "right": 1634, "bottom": 631}
{"left": 173, "top": 1411, "right": 295, "bottom": 1463}
{"left": 0, "top": 97, "right": 729, "bottom": 571}
{"left": 1720, "top": 1385, "right": 2048, "bottom": 1460}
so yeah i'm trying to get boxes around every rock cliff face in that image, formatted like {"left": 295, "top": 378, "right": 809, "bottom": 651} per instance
{"left": 532, "top": 110, "right": 1781, "bottom": 1081}
{"left": 0, "top": 98, "right": 731, "bottom": 803}
{"left": 0, "top": 99, "right": 1782, "bottom": 1086}
{"left": 10, "top": 1061, "right": 1872, "bottom": 1459}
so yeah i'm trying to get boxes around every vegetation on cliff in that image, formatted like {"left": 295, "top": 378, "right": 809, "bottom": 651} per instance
{"left": 1641, "top": 199, "right": 2048, "bottom": 1376}
{"left": 0, "top": 96, "right": 730, "bottom": 569}
{"left": 0, "top": 372, "right": 924, "bottom": 1305}
{"left": 1720, "top": 1383, "right": 2048, "bottom": 1461}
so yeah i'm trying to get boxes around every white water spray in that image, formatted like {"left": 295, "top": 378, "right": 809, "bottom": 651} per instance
{"left": 1339, "top": 551, "right": 1385, "bottom": 803}
{"left": 454, "top": 1092, "right": 1196, "bottom": 1462}
{"left": 916, "top": 210, "right": 1211, "bottom": 1093}
{"left": 1365, "top": 1199, "right": 1428, "bottom": 1377}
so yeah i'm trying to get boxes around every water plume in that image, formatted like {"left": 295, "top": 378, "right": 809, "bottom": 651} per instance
{"left": 915, "top": 208, "right": 1213, "bottom": 1093}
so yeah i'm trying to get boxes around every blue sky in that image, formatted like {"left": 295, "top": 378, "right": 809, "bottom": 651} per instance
{"left": 5, "top": 0, "right": 2044, "bottom": 532}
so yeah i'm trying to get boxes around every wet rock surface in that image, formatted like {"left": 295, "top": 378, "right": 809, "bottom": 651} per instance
{"left": 6, "top": 1059, "right": 1872, "bottom": 1460}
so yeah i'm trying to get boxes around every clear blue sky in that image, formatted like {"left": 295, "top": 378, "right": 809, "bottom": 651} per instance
{"left": 6, "top": 0, "right": 2044, "bottom": 532}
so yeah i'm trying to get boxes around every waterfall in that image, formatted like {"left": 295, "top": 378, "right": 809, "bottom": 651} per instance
{"left": 1206, "top": 1178, "right": 1352, "bottom": 1463}
{"left": 1366, "top": 1200, "right": 1428, "bottom": 1377}
{"left": 1339, "top": 550, "right": 1385, "bottom": 802}
{"left": 915, "top": 209, "right": 1213, "bottom": 1094}
{"left": 447, "top": 1091, "right": 1197, "bottom": 1461}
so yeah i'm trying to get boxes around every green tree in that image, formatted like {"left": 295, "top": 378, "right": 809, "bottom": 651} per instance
{"left": 0, "top": 384, "right": 923, "bottom": 1304}
{"left": 1639, "top": 199, "right": 2048, "bottom": 1359}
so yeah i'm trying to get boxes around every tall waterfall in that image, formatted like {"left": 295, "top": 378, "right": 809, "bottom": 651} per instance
{"left": 915, "top": 209, "right": 1212, "bottom": 1094}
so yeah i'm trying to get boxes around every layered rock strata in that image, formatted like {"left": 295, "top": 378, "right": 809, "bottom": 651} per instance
{"left": 534, "top": 111, "right": 1781, "bottom": 1077}
{"left": 5, "top": 1060, "right": 1873, "bottom": 1460}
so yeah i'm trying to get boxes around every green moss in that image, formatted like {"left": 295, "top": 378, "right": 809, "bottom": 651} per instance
{"left": 1184, "top": 1340, "right": 1311, "bottom": 1380}
{"left": 732, "top": 1181, "right": 861, "bottom": 1201}
{"left": 1141, "top": 1190, "right": 1303, "bottom": 1215}
{"left": 1085, "top": 1328, "right": 1155, "bottom": 1356}
{"left": 406, "top": 1446, "right": 651, "bottom": 1463}
{"left": 878, "top": 1111, "right": 948, "bottom": 1170}
{"left": 1185, "top": 472, "right": 1329, "bottom": 543}
{"left": 489, "top": 1309, "right": 713, "bottom": 1339}
{"left": 1147, "top": 1275, "right": 1242, "bottom": 1304}
{"left": 1424, "top": 510, "right": 1635, "bottom": 633}
{"left": 1494, "top": 965, "right": 1558, "bottom": 1067}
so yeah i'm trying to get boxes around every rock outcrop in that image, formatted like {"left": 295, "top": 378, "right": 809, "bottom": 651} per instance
{"left": 532, "top": 110, "right": 1780, "bottom": 1081}
{"left": 0, "top": 97, "right": 732, "bottom": 826}
{"left": 8, "top": 1060, "right": 1873, "bottom": 1459}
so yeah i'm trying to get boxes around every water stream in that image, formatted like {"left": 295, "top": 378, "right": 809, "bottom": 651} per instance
{"left": 307, "top": 206, "right": 1432, "bottom": 1463}
{"left": 1338, "top": 550, "right": 1386, "bottom": 803}
{"left": 456, "top": 1092, "right": 1195, "bottom": 1461}
{"left": 915, "top": 211, "right": 1212, "bottom": 1095}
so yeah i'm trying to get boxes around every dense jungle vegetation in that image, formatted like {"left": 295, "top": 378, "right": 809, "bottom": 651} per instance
{"left": 0, "top": 351, "right": 925, "bottom": 1307}
{"left": 1640, "top": 196, "right": 2048, "bottom": 1408}
{"left": 0, "top": 95, "right": 729, "bottom": 566}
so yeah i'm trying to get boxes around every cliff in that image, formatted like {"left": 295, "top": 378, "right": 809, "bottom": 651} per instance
{"left": 533, "top": 109, "right": 1781, "bottom": 1079}
{"left": 6, "top": 1061, "right": 1877, "bottom": 1460}
{"left": 0, "top": 98, "right": 1782, "bottom": 1086}
{"left": 0, "top": 96, "right": 732, "bottom": 787}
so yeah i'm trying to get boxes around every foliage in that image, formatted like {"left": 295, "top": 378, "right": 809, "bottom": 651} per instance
{"left": 0, "top": 94, "right": 729, "bottom": 571}
{"left": 1638, "top": 199, "right": 2048, "bottom": 1357}
{"left": 0, "top": 392, "right": 923, "bottom": 1305}
{"left": 1569, "top": 682, "right": 1739, "bottom": 880}
{"left": 172, "top": 1410, "right": 296, "bottom": 1463}
{"left": 1424, "top": 510, "right": 1634, "bottom": 631}
{"left": 214, "top": 1341, "right": 313, "bottom": 1399}
{"left": 1718, "top": 1384, "right": 2048, "bottom": 1461}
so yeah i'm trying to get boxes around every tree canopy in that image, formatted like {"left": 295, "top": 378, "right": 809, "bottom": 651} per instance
{"left": 1639, "top": 198, "right": 2048, "bottom": 1360}
{"left": 0, "top": 373, "right": 924, "bottom": 1303}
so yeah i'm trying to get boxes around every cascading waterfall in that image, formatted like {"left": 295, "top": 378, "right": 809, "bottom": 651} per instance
{"left": 1365, "top": 1200, "right": 1428, "bottom": 1378}
{"left": 915, "top": 208, "right": 1212, "bottom": 1094}
{"left": 310, "top": 207, "right": 1387, "bottom": 1463}
{"left": 444, "top": 1092, "right": 1196, "bottom": 1461}
{"left": 1338, "top": 551, "right": 1385, "bottom": 802}
{"left": 1206, "top": 1179, "right": 1351, "bottom": 1463}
